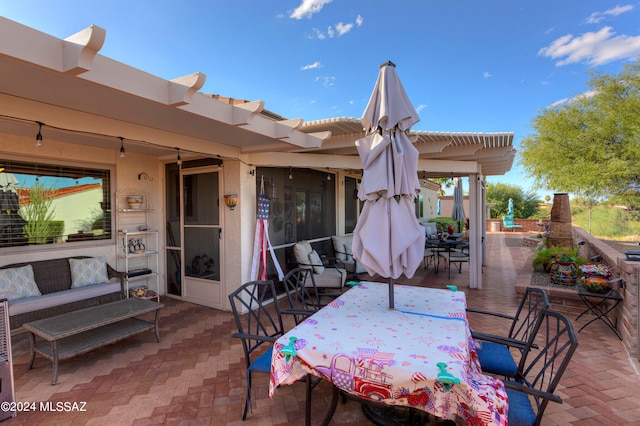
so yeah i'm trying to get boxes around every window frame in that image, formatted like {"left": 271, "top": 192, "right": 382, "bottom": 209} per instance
{"left": 0, "top": 154, "right": 115, "bottom": 253}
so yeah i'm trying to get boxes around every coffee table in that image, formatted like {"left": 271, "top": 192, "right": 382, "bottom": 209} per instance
{"left": 23, "top": 298, "right": 164, "bottom": 384}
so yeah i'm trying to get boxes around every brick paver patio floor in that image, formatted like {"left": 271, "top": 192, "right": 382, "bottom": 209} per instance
{"left": 5, "top": 232, "right": 640, "bottom": 425}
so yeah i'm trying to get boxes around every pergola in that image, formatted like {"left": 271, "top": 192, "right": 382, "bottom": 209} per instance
{"left": 0, "top": 17, "right": 516, "bottom": 290}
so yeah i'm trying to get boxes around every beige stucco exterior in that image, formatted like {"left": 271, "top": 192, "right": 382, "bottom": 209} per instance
{"left": 0, "top": 17, "right": 516, "bottom": 301}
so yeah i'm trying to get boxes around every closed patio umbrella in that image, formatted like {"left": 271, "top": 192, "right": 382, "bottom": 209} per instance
{"left": 451, "top": 177, "right": 466, "bottom": 232}
{"left": 352, "top": 61, "right": 425, "bottom": 309}
{"left": 508, "top": 198, "right": 514, "bottom": 216}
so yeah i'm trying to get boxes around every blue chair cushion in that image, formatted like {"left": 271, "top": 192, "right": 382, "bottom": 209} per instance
{"left": 476, "top": 341, "right": 518, "bottom": 377}
{"left": 505, "top": 386, "right": 537, "bottom": 426}
{"left": 248, "top": 346, "right": 273, "bottom": 374}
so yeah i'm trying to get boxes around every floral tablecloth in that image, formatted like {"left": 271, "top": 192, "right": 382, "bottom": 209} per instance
{"left": 270, "top": 282, "right": 508, "bottom": 425}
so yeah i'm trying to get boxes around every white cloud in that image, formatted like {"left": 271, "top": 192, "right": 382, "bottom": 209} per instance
{"left": 314, "top": 76, "right": 336, "bottom": 87}
{"left": 311, "top": 28, "right": 326, "bottom": 39}
{"left": 335, "top": 22, "right": 353, "bottom": 36}
{"left": 585, "top": 4, "right": 634, "bottom": 24}
{"left": 549, "top": 89, "right": 597, "bottom": 107}
{"left": 538, "top": 26, "right": 640, "bottom": 66}
{"left": 483, "top": 71, "right": 492, "bottom": 78}
{"left": 415, "top": 104, "right": 427, "bottom": 113}
{"left": 301, "top": 61, "right": 321, "bottom": 71}
{"left": 306, "top": 15, "right": 363, "bottom": 39}
{"left": 290, "top": 0, "right": 333, "bottom": 20}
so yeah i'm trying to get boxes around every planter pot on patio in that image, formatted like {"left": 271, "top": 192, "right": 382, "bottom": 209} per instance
{"left": 550, "top": 261, "right": 577, "bottom": 285}
{"left": 579, "top": 275, "right": 611, "bottom": 293}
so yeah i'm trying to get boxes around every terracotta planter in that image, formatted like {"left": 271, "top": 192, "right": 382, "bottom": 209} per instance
{"left": 550, "top": 261, "right": 577, "bottom": 285}
{"left": 580, "top": 275, "right": 611, "bottom": 293}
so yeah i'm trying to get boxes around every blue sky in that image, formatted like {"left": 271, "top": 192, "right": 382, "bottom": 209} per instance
{"left": 3, "top": 1, "right": 640, "bottom": 198}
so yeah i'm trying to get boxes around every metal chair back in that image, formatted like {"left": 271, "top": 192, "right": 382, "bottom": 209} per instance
{"left": 282, "top": 267, "right": 322, "bottom": 325}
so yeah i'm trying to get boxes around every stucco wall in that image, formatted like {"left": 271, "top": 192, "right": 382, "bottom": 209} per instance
{"left": 0, "top": 133, "right": 165, "bottom": 294}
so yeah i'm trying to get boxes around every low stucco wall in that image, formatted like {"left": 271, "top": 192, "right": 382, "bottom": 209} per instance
{"left": 485, "top": 218, "right": 549, "bottom": 233}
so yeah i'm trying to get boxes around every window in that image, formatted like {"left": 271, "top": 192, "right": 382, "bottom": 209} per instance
{"left": 0, "top": 158, "right": 112, "bottom": 249}
{"left": 256, "top": 167, "right": 336, "bottom": 246}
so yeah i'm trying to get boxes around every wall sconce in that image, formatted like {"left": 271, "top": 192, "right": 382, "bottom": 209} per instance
{"left": 224, "top": 194, "right": 237, "bottom": 210}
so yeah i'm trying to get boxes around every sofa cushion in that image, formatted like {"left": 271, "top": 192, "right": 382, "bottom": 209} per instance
{"left": 311, "top": 267, "right": 346, "bottom": 289}
{"left": 293, "top": 241, "right": 313, "bottom": 267}
{"left": 331, "top": 236, "right": 346, "bottom": 261}
{"left": 0, "top": 265, "right": 42, "bottom": 301}
{"left": 69, "top": 257, "right": 109, "bottom": 288}
{"left": 331, "top": 235, "right": 353, "bottom": 261}
{"left": 8, "top": 281, "right": 122, "bottom": 316}
{"left": 308, "top": 250, "right": 325, "bottom": 274}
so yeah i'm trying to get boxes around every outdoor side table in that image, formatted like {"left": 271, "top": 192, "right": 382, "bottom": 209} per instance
{"left": 575, "top": 285, "right": 623, "bottom": 339}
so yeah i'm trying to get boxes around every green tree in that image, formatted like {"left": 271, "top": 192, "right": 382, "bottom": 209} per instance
{"left": 19, "top": 182, "right": 56, "bottom": 244}
{"left": 520, "top": 60, "right": 640, "bottom": 201}
{"left": 486, "top": 183, "right": 540, "bottom": 218}
{"left": 571, "top": 196, "right": 599, "bottom": 234}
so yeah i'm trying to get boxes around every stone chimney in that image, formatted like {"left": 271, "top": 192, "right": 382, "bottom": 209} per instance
{"left": 547, "top": 193, "right": 574, "bottom": 248}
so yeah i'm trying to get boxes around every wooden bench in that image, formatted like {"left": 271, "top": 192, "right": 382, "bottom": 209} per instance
{"left": 23, "top": 298, "right": 163, "bottom": 384}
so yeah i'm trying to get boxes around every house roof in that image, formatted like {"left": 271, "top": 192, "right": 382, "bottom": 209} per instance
{"left": 0, "top": 18, "right": 329, "bottom": 160}
{"left": 0, "top": 17, "right": 515, "bottom": 177}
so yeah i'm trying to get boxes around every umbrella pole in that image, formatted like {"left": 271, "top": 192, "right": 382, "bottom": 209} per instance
{"left": 389, "top": 278, "right": 394, "bottom": 309}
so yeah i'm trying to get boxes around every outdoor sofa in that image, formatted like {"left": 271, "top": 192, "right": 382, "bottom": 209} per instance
{"left": 0, "top": 256, "right": 125, "bottom": 329}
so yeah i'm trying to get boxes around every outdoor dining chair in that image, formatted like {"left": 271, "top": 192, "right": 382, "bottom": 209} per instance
{"left": 281, "top": 267, "right": 323, "bottom": 325}
{"left": 229, "top": 279, "right": 321, "bottom": 425}
{"left": 504, "top": 308, "right": 579, "bottom": 425}
{"left": 229, "top": 280, "right": 285, "bottom": 420}
{"left": 467, "top": 287, "right": 550, "bottom": 378}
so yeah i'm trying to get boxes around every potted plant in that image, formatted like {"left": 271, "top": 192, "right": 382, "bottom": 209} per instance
{"left": 532, "top": 246, "right": 586, "bottom": 274}
{"left": 578, "top": 263, "right": 614, "bottom": 293}
{"left": 532, "top": 246, "right": 556, "bottom": 272}
{"left": 547, "top": 247, "right": 587, "bottom": 285}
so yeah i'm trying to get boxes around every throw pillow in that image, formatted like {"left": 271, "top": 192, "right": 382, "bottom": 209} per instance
{"left": 308, "top": 250, "right": 325, "bottom": 274}
{"left": 332, "top": 236, "right": 346, "bottom": 261}
{"left": 344, "top": 243, "right": 353, "bottom": 257}
{"left": 69, "top": 257, "right": 110, "bottom": 288}
{"left": 0, "top": 265, "right": 42, "bottom": 300}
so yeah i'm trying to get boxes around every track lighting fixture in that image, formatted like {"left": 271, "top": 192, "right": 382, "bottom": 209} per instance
{"left": 119, "top": 137, "right": 125, "bottom": 158}
{"left": 35, "top": 122, "right": 43, "bottom": 147}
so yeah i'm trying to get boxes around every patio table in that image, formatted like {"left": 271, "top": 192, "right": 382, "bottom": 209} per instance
{"left": 269, "top": 282, "right": 507, "bottom": 425}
